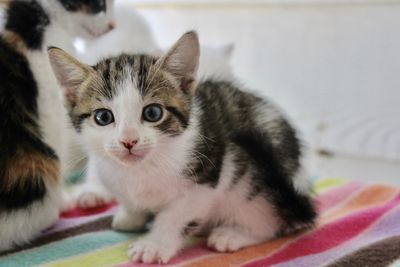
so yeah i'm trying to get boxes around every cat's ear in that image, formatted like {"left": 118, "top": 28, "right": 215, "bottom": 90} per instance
{"left": 48, "top": 47, "right": 93, "bottom": 107}
{"left": 221, "top": 43, "right": 234, "bottom": 59}
{"left": 157, "top": 31, "right": 200, "bottom": 94}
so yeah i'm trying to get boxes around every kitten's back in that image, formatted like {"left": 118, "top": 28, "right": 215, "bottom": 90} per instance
{"left": 192, "top": 80, "right": 316, "bottom": 230}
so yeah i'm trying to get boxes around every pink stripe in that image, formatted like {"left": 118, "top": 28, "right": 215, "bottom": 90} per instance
{"left": 315, "top": 181, "right": 364, "bottom": 213}
{"left": 274, "top": 205, "right": 400, "bottom": 267}
{"left": 116, "top": 242, "right": 212, "bottom": 267}
{"left": 242, "top": 194, "right": 400, "bottom": 267}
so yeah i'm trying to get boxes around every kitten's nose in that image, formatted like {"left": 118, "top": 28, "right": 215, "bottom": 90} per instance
{"left": 120, "top": 139, "right": 138, "bottom": 150}
{"left": 108, "top": 22, "right": 115, "bottom": 31}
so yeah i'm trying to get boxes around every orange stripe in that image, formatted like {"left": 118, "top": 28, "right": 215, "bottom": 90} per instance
{"left": 183, "top": 185, "right": 399, "bottom": 267}
{"left": 320, "top": 184, "right": 399, "bottom": 223}
{"left": 180, "top": 235, "right": 299, "bottom": 267}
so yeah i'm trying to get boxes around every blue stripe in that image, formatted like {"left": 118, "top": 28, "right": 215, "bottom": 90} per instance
{"left": 0, "top": 231, "right": 137, "bottom": 267}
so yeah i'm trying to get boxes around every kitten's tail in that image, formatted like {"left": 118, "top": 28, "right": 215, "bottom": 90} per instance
{"left": 232, "top": 129, "right": 317, "bottom": 231}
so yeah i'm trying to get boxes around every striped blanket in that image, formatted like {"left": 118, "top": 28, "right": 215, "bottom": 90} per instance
{"left": 1, "top": 178, "right": 400, "bottom": 267}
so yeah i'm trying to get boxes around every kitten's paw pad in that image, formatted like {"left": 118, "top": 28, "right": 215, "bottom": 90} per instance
{"left": 112, "top": 213, "right": 147, "bottom": 232}
{"left": 128, "top": 239, "right": 176, "bottom": 264}
{"left": 207, "top": 227, "right": 254, "bottom": 252}
{"left": 76, "top": 191, "right": 113, "bottom": 209}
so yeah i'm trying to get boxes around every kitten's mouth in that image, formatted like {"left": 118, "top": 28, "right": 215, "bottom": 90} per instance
{"left": 82, "top": 25, "right": 111, "bottom": 38}
{"left": 119, "top": 151, "right": 147, "bottom": 162}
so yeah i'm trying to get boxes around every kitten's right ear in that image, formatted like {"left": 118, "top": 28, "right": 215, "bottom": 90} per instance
{"left": 157, "top": 31, "right": 200, "bottom": 94}
{"left": 48, "top": 47, "right": 93, "bottom": 107}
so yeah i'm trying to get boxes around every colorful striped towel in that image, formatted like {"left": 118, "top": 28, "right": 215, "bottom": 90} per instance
{"left": 1, "top": 178, "right": 400, "bottom": 267}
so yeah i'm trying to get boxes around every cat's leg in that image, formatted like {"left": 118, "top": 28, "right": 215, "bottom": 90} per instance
{"left": 74, "top": 158, "right": 114, "bottom": 209}
{"left": 208, "top": 195, "right": 279, "bottom": 252}
{"left": 207, "top": 226, "right": 268, "bottom": 252}
{"left": 127, "top": 186, "right": 214, "bottom": 264}
{"left": 112, "top": 206, "right": 150, "bottom": 232}
{"left": 60, "top": 189, "right": 74, "bottom": 212}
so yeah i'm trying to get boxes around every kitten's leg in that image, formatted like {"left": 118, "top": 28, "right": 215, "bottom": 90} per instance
{"left": 127, "top": 187, "right": 213, "bottom": 264}
{"left": 60, "top": 190, "right": 74, "bottom": 212}
{"left": 74, "top": 158, "right": 114, "bottom": 209}
{"left": 207, "top": 196, "right": 279, "bottom": 252}
{"left": 207, "top": 226, "right": 267, "bottom": 252}
{"left": 112, "top": 206, "right": 150, "bottom": 232}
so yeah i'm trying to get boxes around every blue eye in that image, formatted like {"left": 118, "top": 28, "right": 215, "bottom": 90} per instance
{"left": 143, "top": 104, "right": 163, "bottom": 122}
{"left": 94, "top": 109, "right": 114, "bottom": 126}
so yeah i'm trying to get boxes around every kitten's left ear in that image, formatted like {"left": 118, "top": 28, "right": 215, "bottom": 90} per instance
{"left": 157, "top": 31, "right": 200, "bottom": 94}
{"left": 48, "top": 47, "right": 94, "bottom": 107}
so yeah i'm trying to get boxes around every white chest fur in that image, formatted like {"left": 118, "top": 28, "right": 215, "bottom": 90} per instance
{"left": 98, "top": 158, "right": 189, "bottom": 212}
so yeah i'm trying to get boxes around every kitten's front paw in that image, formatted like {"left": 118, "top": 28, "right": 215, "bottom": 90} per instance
{"left": 76, "top": 191, "right": 113, "bottom": 209}
{"left": 60, "top": 190, "right": 74, "bottom": 212}
{"left": 207, "top": 227, "right": 258, "bottom": 252}
{"left": 128, "top": 238, "right": 178, "bottom": 264}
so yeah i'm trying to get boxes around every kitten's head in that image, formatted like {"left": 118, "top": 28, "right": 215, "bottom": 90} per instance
{"left": 52, "top": 0, "right": 115, "bottom": 38}
{"left": 48, "top": 31, "right": 200, "bottom": 166}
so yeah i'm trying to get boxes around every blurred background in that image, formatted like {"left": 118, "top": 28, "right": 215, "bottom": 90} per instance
{"left": 111, "top": 0, "right": 400, "bottom": 184}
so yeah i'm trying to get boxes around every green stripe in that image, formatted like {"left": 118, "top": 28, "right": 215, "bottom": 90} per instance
{"left": 0, "top": 231, "right": 137, "bottom": 267}
{"left": 314, "top": 177, "right": 347, "bottom": 193}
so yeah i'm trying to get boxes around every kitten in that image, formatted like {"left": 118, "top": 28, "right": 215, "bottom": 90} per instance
{"left": 77, "top": 4, "right": 159, "bottom": 65}
{"left": 72, "top": 4, "right": 236, "bottom": 208}
{"left": 49, "top": 31, "right": 316, "bottom": 264}
{"left": 0, "top": 0, "right": 114, "bottom": 251}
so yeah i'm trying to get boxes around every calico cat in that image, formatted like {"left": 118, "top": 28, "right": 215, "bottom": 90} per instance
{"left": 48, "top": 31, "right": 316, "bottom": 264}
{"left": 0, "top": 0, "right": 114, "bottom": 251}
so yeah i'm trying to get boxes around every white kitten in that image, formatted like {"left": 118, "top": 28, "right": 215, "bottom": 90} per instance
{"left": 76, "top": 4, "right": 159, "bottom": 65}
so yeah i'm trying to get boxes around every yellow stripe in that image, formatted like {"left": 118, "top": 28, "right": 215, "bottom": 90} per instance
{"left": 44, "top": 241, "right": 131, "bottom": 267}
{"left": 314, "top": 177, "right": 347, "bottom": 193}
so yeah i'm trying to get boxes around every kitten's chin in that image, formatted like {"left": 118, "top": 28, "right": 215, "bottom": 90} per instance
{"left": 111, "top": 151, "right": 148, "bottom": 166}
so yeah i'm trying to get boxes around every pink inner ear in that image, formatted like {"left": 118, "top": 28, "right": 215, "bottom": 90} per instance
{"left": 180, "top": 77, "right": 196, "bottom": 94}
{"left": 65, "top": 87, "right": 77, "bottom": 105}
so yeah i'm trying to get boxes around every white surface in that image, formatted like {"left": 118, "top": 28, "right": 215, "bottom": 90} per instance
{"left": 317, "top": 153, "right": 400, "bottom": 186}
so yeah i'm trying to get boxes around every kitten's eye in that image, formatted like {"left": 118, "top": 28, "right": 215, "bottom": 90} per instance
{"left": 143, "top": 104, "right": 163, "bottom": 122}
{"left": 94, "top": 109, "right": 114, "bottom": 126}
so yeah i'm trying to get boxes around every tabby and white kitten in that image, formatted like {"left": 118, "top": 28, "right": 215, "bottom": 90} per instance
{"left": 0, "top": 0, "right": 114, "bottom": 251}
{"left": 49, "top": 32, "right": 316, "bottom": 264}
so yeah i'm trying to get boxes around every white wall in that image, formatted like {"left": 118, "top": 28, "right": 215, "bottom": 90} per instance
{"left": 121, "top": 0, "right": 400, "bottom": 162}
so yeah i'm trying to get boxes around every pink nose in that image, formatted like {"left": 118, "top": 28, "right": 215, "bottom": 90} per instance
{"left": 108, "top": 22, "right": 115, "bottom": 31}
{"left": 120, "top": 139, "right": 138, "bottom": 150}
